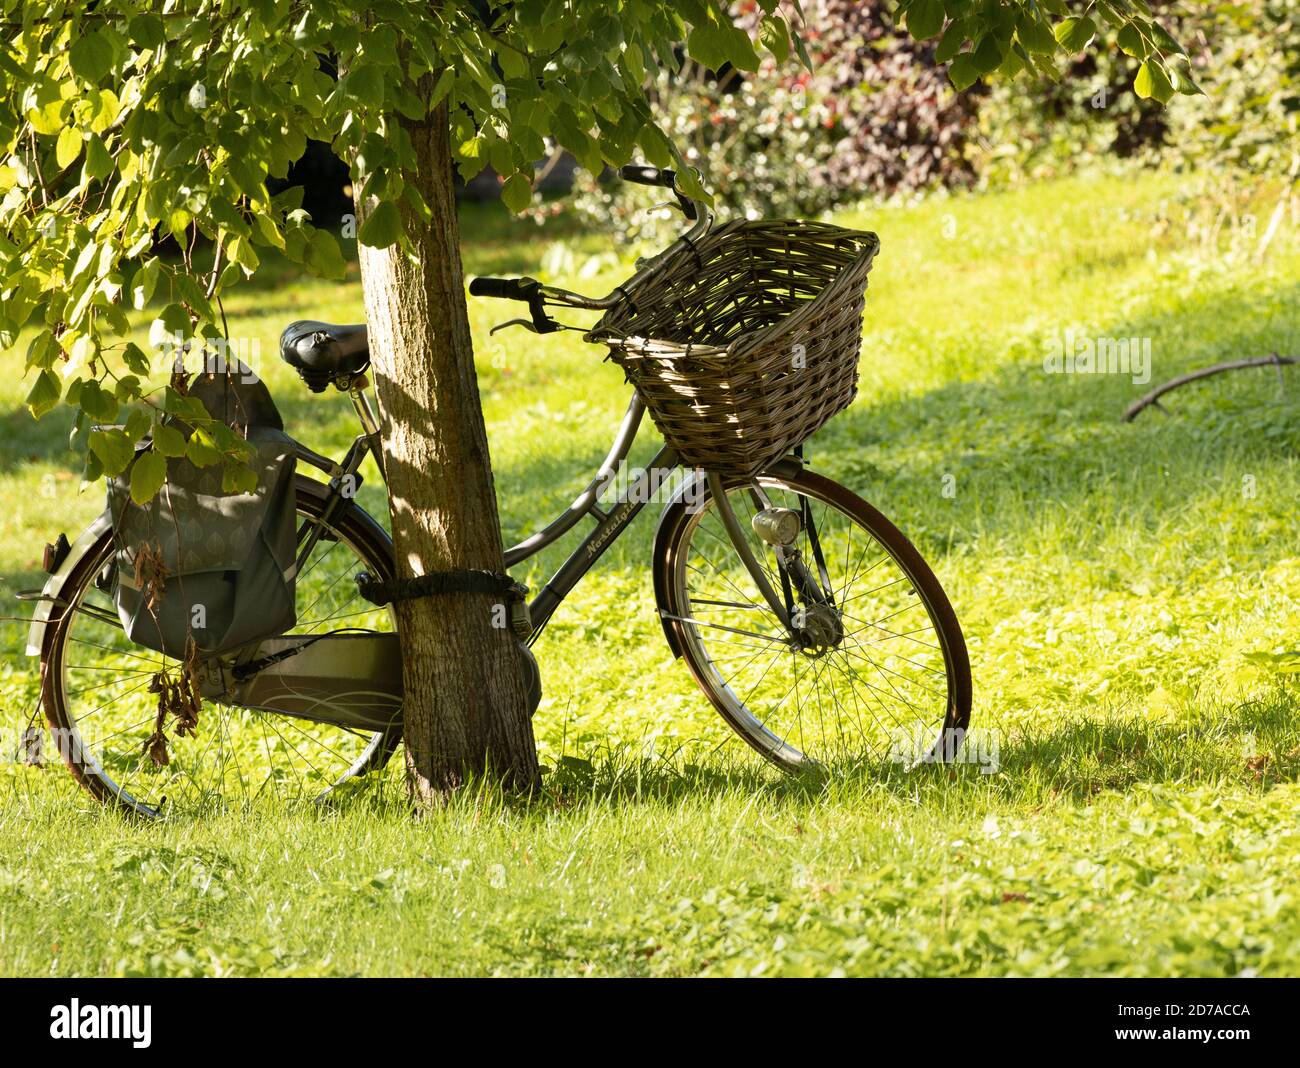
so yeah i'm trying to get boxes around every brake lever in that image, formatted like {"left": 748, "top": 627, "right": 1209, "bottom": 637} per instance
{"left": 491, "top": 293, "right": 564, "bottom": 335}
{"left": 490, "top": 318, "right": 540, "bottom": 335}
{"left": 525, "top": 291, "right": 561, "bottom": 334}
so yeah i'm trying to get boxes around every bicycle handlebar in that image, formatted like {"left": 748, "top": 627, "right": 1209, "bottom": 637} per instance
{"left": 468, "top": 276, "right": 539, "bottom": 300}
{"left": 469, "top": 162, "right": 713, "bottom": 328}
{"left": 619, "top": 164, "right": 700, "bottom": 222}
{"left": 619, "top": 164, "right": 677, "bottom": 189}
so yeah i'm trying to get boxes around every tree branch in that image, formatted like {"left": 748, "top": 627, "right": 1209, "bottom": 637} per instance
{"left": 1121, "top": 353, "right": 1297, "bottom": 422}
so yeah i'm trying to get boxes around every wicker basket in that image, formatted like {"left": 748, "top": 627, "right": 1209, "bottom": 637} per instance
{"left": 588, "top": 219, "right": 880, "bottom": 476}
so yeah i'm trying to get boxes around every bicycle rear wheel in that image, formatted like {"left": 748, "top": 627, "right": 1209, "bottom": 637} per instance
{"left": 657, "top": 465, "right": 971, "bottom": 772}
{"left": 39, "top": 478, "right": 401, "bottom": 817}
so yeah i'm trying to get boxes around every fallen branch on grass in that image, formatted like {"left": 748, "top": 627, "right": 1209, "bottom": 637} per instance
{"left": 1121, "top": 352, "right": 1297, "bottom": 422}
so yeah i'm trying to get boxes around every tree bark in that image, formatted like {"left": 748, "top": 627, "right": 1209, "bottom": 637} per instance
{"left": 354, "top": 93, "right": 539, "bottom": 806}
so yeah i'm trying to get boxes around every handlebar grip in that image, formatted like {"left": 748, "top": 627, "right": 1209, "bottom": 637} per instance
{"left": 620, "top": 164, "right": 677, "bottom": 189}
{"left": 469, "top": 276, "right": 533, "bottom": 299}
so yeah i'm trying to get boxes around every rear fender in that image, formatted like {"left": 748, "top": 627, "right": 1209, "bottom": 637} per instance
{"left": 24, "top": 511, "right": 114, "bottom": 657}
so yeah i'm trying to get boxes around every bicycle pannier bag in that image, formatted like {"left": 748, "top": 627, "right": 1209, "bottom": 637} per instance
{"left": 107, "top": 370, "right": 298, "bottom": 659}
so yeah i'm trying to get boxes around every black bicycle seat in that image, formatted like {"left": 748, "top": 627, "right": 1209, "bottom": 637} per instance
{"left": 279, "top": 320, "right": 370, "bottom": 392}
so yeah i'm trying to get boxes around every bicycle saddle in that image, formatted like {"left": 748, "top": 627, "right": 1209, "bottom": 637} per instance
{"left": 279, "top": 320, "right": 370, "bottom": 392}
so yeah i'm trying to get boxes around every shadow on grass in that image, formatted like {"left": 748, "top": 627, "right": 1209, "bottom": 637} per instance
{"left": 305, "top": 681, "right": 1300, "bottom": 822}
{"left": 810, "top": 284, "right": 1300, "bottom": 553}
{"left": 18, "top": 680, "right": 1294, "bottom": 828}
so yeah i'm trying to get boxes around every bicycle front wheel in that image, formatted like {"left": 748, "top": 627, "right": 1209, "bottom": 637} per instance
{"left": 657, "top": 465, "right": 971, "bottom": 772}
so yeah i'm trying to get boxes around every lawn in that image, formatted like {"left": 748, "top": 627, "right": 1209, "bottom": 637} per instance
{"left": 1, "top": 168, "right": 1298, "bottom": 976}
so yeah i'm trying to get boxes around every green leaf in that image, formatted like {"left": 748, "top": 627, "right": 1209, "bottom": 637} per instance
{"left": 77, "top": 380, "right": 119, "bottom": 422}
{"left": 128, "top": 13, "right": 166, "bottom": 49}
{"left": 124, "top": 407, "right": 150, "bottom": 442}
{"left": 935, "top": 20, "right": 969, "bottom": 64}
{"left": 222, "top": 462, "right": 258, "bottom": 495}
{"left": 500, "top": 173, "right": 533, "bottom": 213}
{"left": 27, "top": 99, "right": 65, "bottom": 136}
{"left": 56, "top": 126, "right": 82, "bottom": 169}
{"left": 906, "top": 0, "right": 945, "bottom": 41}
{"left": 685, "top": 22, "right": 729, "bottom": 71}
{"left": 1016, "top": 14, "right": 1058, "bottom": 55}
{"left": 122, "top": 343, "right": 151, "bottom": 376}
{"left": 129, "top": 450, "right": 167, "bottom": 504}
{"left": 1169, "top": 58, "right": 1204, "bottom": 97}
{"left": 1150, "top": 22, "right": 1187, "bottom": 57}
{"left": 358, "top": 201, "right": 402, "bottom": 248}
{"left": 186, "top": 429, "right": 221, "bottom": 468}
{"left": 253, "top": 211, "right": 285, "bottom": 250}
{"left": 152, "top": 302, "right": 191, "bottom": 345}
{"left": 970, "top": 33, "right": 1005, "bottom": 75}
{"left": 347, "top": 65, "right": 385, "bottom": 110}
{"left": 25, "top": 369, "right": 61, "bottom": 418}
{"left": 83, "top": 134, "right": 112, "bottom": 180}
{"left": 227, "top": 233, "right": 260, "bottom": 273}
{"left": 1117, "top": 22, "right": 1146, "bottom": 59}
{"left": 1134, "top": 59, "right": 1174, "bottom": 104}
{"left": 88, "top": 89, "right": 118, "bottom": 134}
{"left": 131, "top": 260, "right": 160, "bottom": 310}
{"left": 948, "top": 52, "right": 980, "bottom": 91}
{"left": 791, "top": 29, "right": 813, "bottom": 71}
{"left": 69, "top": 31, "right": 115, "bottom": 84}
{"left": 82, "top": 450, "right": 103, "bottom": 485}
{"left": 305, "top": 229, "right": 348, "bottom": 280}
{"left": 428, "top": 68, "right": 455, "bottom": 111}
{"left": 758, "top": 14, "right": 791, "bottom": 62}
{"left": 89, "top": 428, "right": 135, "bottom": 477}
{"left": 152, "top": 423, "right": 188, "bottom": 457}
{"left": 1054, "top": 16, "right": 1096, "bottom": 53}
{"left": 163, "top": 387, "right": 208, "bottom": 423}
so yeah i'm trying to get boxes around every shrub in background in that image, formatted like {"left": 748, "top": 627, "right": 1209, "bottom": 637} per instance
{"left": 975, "top": 2, "right": 1297, "bottom": 189}
{"left": 536, "top": 0, "right": 977, "bottom": 236}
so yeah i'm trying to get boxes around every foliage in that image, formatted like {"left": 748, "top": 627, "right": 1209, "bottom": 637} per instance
{"left": 1, "top": 1, "right": 1189, "bottom": 504}
{"left": 897, "top": 0, "right": 1197, "bottom": 100}
{"left": 548, "top": 0, "right": 979, "bottom": 231}
{"left": 0, "top": 0, "right": 800, "bottom": 498}
{"left": 975, "top": 1, "right": 1298, "bottom": 190}
{"left": 1163, "top": 0, "right": 1299, "bottom": 178}
{"left": 972, "top": 31, "right": 1170, "bottom": 186}
{"left": 554, "top": 0, "right": 1197, "bottom": 230}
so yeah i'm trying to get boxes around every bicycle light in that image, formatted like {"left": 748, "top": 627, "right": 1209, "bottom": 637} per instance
{"left": 752, "top": 508, "right": 801, "bottom": 547}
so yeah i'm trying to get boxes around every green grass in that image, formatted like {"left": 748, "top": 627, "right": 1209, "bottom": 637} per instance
{"left": 2, "top": 169, "right": 1299, "bottom": 976}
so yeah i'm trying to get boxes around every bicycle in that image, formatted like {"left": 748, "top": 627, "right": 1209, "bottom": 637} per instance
{"left": 23, "top": 166, "right": 971, "bottom": 817}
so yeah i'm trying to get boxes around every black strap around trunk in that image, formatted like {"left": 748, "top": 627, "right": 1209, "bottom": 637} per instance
{"left": 355, "top": 569, "right": 527, "bottom": 607}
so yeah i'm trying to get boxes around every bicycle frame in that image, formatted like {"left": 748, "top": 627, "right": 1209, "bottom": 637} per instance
{"left": 288, "top": 386, "right": 683, "bottom": 640}
{"left": 283, "top": 178, "right": 802, "bottom": 643}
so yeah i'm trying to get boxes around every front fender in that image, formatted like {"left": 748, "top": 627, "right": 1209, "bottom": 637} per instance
{"left": 24, "top": 510, "right": 114, "bottom": 657}
{"left": 651, "top": 457, "right": 805, "bottom": 660}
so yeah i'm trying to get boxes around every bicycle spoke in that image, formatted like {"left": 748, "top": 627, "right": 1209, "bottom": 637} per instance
{"left": 671, "top": 473, "right": 959, "bottom": 768}
{"left": 49, "top": 496, "right": 398, "bottom": 815}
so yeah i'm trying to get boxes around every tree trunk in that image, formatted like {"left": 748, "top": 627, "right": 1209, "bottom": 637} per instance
{"left": 354, "top": 93, "right": 539, "bottom": 806}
